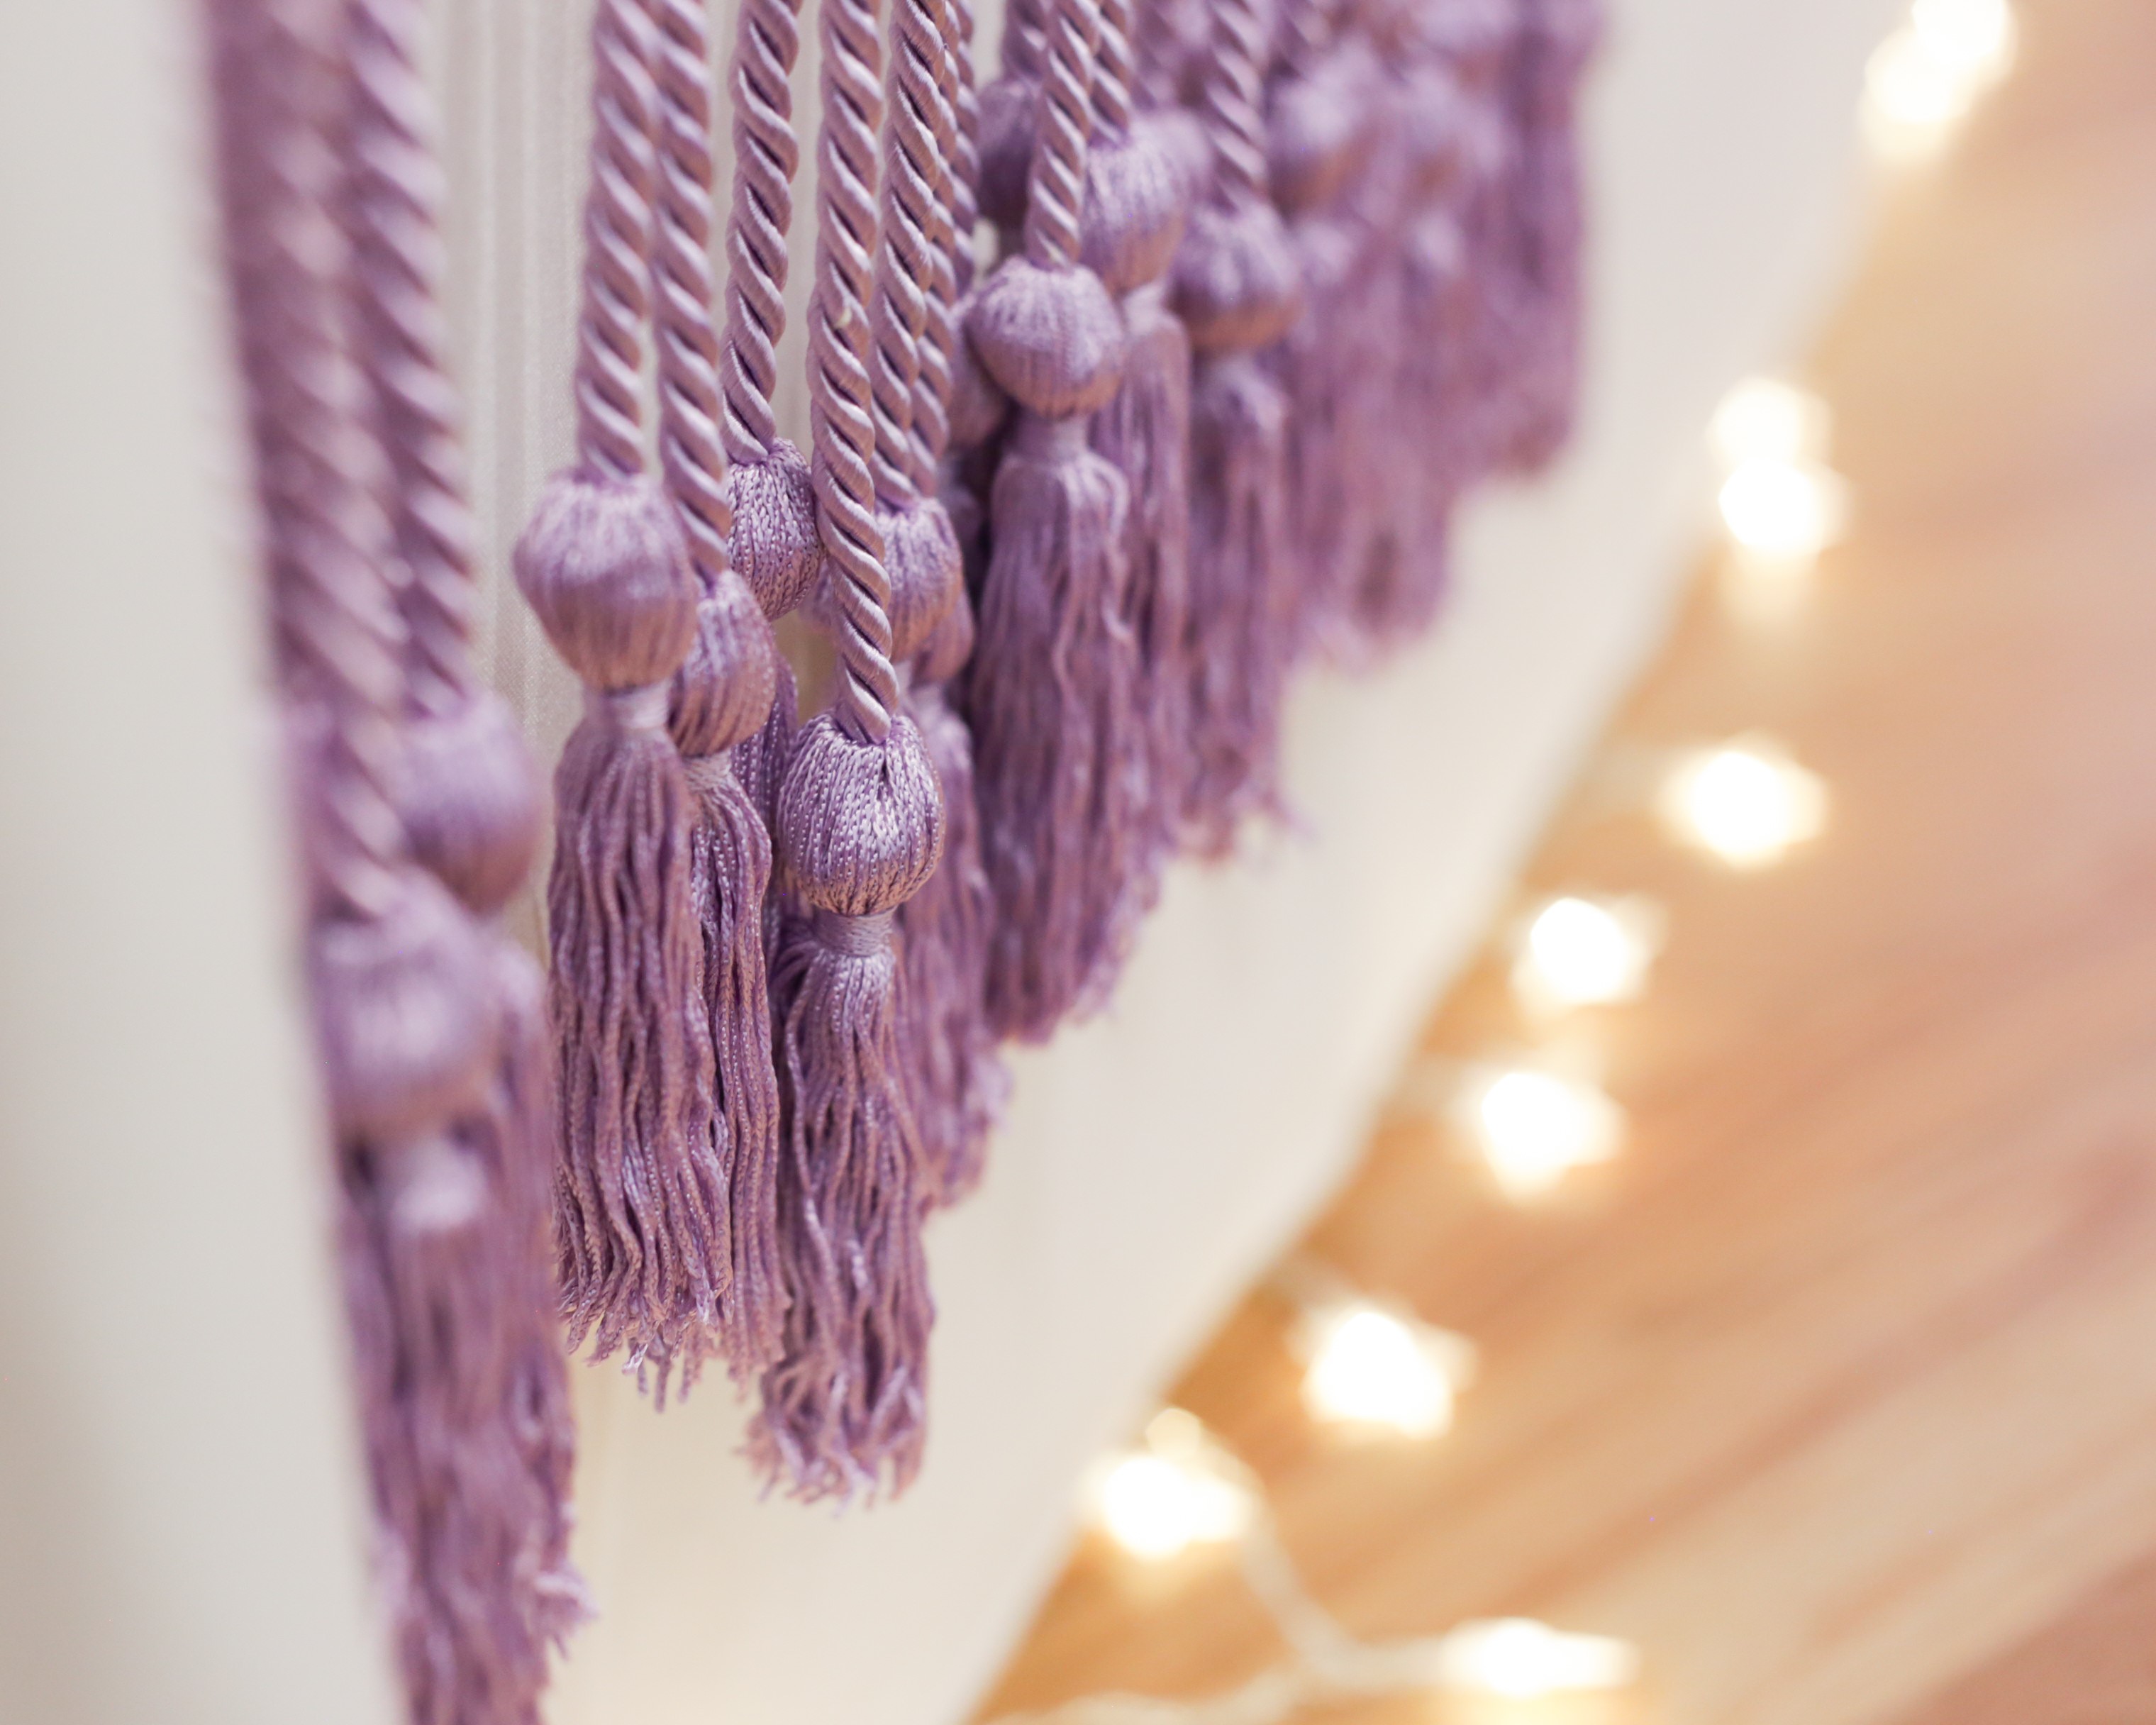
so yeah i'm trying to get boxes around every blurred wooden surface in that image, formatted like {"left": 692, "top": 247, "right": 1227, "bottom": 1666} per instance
{"left": 975, "top": 4, "right": 2156, "bottom": 1724}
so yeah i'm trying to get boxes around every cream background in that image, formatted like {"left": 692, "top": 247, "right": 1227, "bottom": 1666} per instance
{"left": 0, "top": 3, "right": 1899, "bottom": 1723}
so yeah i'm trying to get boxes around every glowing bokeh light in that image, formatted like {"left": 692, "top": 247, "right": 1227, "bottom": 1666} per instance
{"left": 1659, "top": 739, "right": 1828, "bottom": 868}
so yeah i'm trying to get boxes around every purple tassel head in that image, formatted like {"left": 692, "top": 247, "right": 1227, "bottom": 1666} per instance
{"left": 1267, "top": 64, "right": 1375, "bottom": 218}
{"left": 808, "top": 500, "right": 962, "bottom": 664}
{"left": 948, "top": 293, "right": 1012, "bottom": 450}
{"left": 1080, "top": 122, "right": 1188, "bottom": 296}
{"left": 395, "top": 691, "right": 547, "bottom": 920}
{"left": 777, "top": 713, "right": 947, "bottom": 919}
{"left": 514, "top": 472, "right": 700, "bottom": 691}
{"left": 1172, "top": 201, "right": 1302, "bottom": 353}
{"left": 669, "top": 572, "right": 781, "bottom": 758}
{"left": 969, "top": 257, "right": 1129, "bottom": 420}
{"left": 973, "top": 74, "right": 1039, "bottom": 235}
{"left": 726, "top": 440, "right": 825, "bottom": 621}
{"left": 311, "top": 872, "right": 501, "bottom": 1146}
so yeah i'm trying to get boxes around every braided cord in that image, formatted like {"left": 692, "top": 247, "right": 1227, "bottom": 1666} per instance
{"left": 808, "top": 0, "right": 901, "bottom": 742}
{"left": 1199, "top": 0, "right": 1269, "bottom": 211}
{"left": 1274, "top": 0, "right": 1332, "bottom": 79}
{"left": 1020, "top": 0, "right": 1102, "bottom": 272}
{"left": 1091, "top": 0, "right": 1134, "bottom": 140}
{"left": 1128, "top": 0, "right": 1182, "bottom": 111}
{"left": 909, "top": 0, "right": 960, "bottom": 477}
{"left": 211, "top": 0, "right": 409, "bottom": 921}
{"left": 574, "top": 0, "right": 662, "bottom": 479}
{"left": 1001, "top": 0, "right": 1047, "bottom": 78}
{"left": 342, "top": 0, "right": 482, "bottom": 720}
{"left": 718, "top": 0, "right": 806, "bottom": 464}
{"left": 865, "top": 0, "right": 949, "bottom": 504}
{"left": 946, "top": 0, "right": 981, "bottom": 296}
{"left": 646, "top": 0, "right": 732, "bottom": 588}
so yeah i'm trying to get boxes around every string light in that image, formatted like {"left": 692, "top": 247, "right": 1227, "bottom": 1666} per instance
{"left": 1511, "top": 894, "right": 1661, "bottom": 1014}
{"left": 999, "top": 1414, "right": 1640, "bottom": 1725}
{"left": 1863, "top": 0, "right": 2016, "bottom": 163}
{"left": 1717, "top": 456, "right": 1848, "bottom": 562}
{"left": 1911, "top": 0, "right": 2016, "bottom": 74}
{"left": 1657, "top": 736, "right": 1828, "bottom": 868}
{"left": 1293, "top": 1299, "right": 1477, "bottom": 1439}
{"left": 1709, "top": 376, "right": 1830, "bottom": 469}
{"left": 1089, "top": 1409, "right": 1255, "bottom": 1561}
{"left": 1432, "top": 1619, "right": 1643, "bottom": 1699}
{"left": 1457, "top": 1067, "right": 1626, "bottom": 1199}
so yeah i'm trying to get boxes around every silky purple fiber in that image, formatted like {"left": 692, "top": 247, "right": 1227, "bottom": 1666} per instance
{"left": 902, "top": 594, "right": 1007, "bottom": 1204}
{"left": 1171, "top": 0, "right": 1304, "bottom": 858}
{"left": 718, "top": 0, "right": 826, "bottom": 619}
{"left": 1083, "top": 0, "right": 1194, "bottom": 884}
{"left": 1426, "top": 0, "right": 1530, "bottom": 491}
{"left": 207, "top": 0, "right": 579, "bottom": 1714}
{"left": 513, "top": 0, "right": 726, "bottom": 1394}
{"left": 340, "top": 0, "right": 588, "bottom": 1657}
{"left": 1344, "top": 15, "right": 1489, "bottom": 643}
{"left": 1491, "top": 0, "right": 1601, "bottom": 472}
{"left": 887, "top": 0, "right": 1008, "bottom": 1206}
{"left": 648, "top": 0, "right": 792, "bottom": 1381}
{"left": 967, "top": 0, "right": 1150, "bottom": 1041}
{"left": 1260, "top": 0, "right": 1387, "bottom": 654}
{"left": 751, "top": 0, "right": 948, "bottom": 1500}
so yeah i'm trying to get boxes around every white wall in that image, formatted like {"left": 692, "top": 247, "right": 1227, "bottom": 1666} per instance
{"left": 0, "top": 4, "right": 1901, "bottom": 1724}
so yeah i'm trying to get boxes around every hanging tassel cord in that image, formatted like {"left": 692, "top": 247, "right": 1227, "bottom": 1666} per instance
{"left": 513, "top": 0, "right": 726, "bottom": 1393}
{"left": 752, "top": 0, "right": 947, "bottom": 1502}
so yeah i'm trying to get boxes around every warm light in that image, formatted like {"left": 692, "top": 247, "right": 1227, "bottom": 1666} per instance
{"left": 1911, "top": 0, "right": 2016, "bottom": 79}
{"left": 1462, "top": 1070, "right": 1625, "bottom": 1199}
{"left": 1709, "top": 377, "right": 1830, "bottom": 469}
{"left": 1659, "top": 738, "right": 1828, "bottom": 868}
{"left": 1718, "top": 457, "right": 1847, "bottom": 560}
{"left": 1090, "top": 1410, "right": 1253, "bottom": 1560}
{"left": 1863, "top": 1, "right": 2014, "bottom": 164}
{"left": 1433, "top": 1619, "right": 1641, "bottom": 1699}
{"left": 1513, "top": 895, "right": 1658, "bottom": 1012}
{"left": 1296, "top": 1303, "right": 1477, "bottom": 1439}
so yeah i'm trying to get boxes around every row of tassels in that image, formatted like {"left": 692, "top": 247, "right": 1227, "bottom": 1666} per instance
{"left": 205, "top": 0, "right": 1597, "bottom": 1717}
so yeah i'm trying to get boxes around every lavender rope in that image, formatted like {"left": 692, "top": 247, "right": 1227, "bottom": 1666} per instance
{"left": 513, "top": 0, "right": 725, "bottom": 1393}
{"left": 718, "top": 0, "right": 826, "bottom": 620}
{"left": 646, "top": 0, "right": 791, "bottom": 1380}
{"left": 755, "top": 0, "right": 946, "bottom": 1500}
{"left": 1170, "top": 0, "right": 1304, "bottom": 854}
{"left": 208, "top": 3, "right": 574, "bottom": 1717}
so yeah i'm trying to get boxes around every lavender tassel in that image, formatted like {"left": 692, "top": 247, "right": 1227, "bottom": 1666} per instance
{"left": 1171, "top": 0, "right": 1302, "bottom": 855}
{"left": 649, "top": 0, "right": 791, "bottom": 1381}
{"left": 1083, "top": 0, "right": 1194, "bottom": 884}
{"left": 751, "top": 0, "right": 947, "bottom": 1498}
{"left": 514, "top": 0, "right": 724, "bottom": 1391}
{"left": 967, "top": 0, "right": 1149, "bottom": 1041}
{"left": 208, "top": 0, "right": 582, "bottom": 1714}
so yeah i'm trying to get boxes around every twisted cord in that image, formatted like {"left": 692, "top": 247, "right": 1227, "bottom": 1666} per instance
{"left": 908, "top": 0, "right": 961, "bottom": 479}
{"left": 808, "top": 0, "right": 901, "bottom": 742}
{"left": 1001, "top": 0, "right": 1047, "bottom": 79}
{"left": 1129, "top": 0, "right": 1183, "bottom": 111}
{"left": 1274, "top": 0, "right": 1332, "bottom": 79}
{"left": 947, "top": 0, "right": 981, "bottom": 296}
{"left": 1091, "top": 0, "right": 1134, "bottom": 140}
{"left": 1020, "top": 0, "right": 1103, "bottom": 272}
{"left": 647, "top": 0, "right": 733, "bottom": 587}
{"left": 865, "top": 0, "right": 948, "bottom": 505}
{"left": 1199, "top": 0, "right": 1269, "bottom": 211}
{"left": 211, "top": 0, "right": 409, "bottom": 921}
{"left": 574, "top": 0, "right": 663, "bottom": 479}
{"left": 343, "top": 0, "right": 480, "bottom": 720}
{"left": 718, "top": 0, "right": 806, "bottom": 465}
